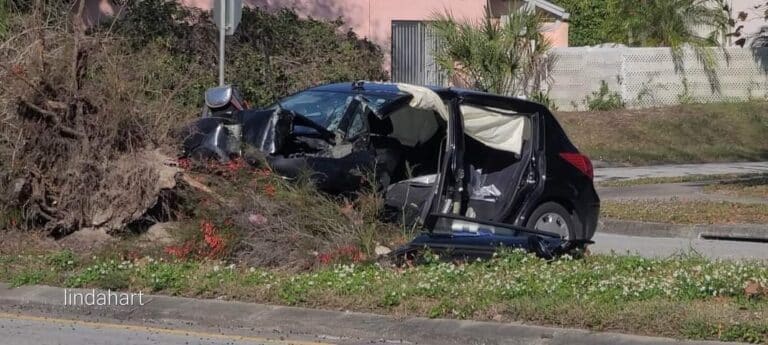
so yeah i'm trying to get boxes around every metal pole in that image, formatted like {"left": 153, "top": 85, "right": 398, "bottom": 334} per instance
{"left": 218, "top": 0, "right": 226, "bottom": 86}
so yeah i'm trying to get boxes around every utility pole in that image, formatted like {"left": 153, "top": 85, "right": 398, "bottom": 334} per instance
{"left": 213, "top": 0, "right": 243, "bottom": 86}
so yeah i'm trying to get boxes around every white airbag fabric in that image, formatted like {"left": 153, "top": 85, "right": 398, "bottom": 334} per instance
{"left": 459, "top": 105, "right": 527, "bottom": 155}
{"left": 388, "top": 107, "right": 439, "bottom": 147}
{"left": 394, "top": 83, "right": 526, "bottom": 155}
{"left": 396, "top": 83, "right": 450, "bottom": 120}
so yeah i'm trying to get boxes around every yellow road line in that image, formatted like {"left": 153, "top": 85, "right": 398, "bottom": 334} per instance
{"left": 0, "top": 312, "right": 334, "bottom": 345}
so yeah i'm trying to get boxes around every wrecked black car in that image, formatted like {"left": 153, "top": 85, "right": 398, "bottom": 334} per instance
{"left": 182, "top": 82, "right": 600, "bottom": 257}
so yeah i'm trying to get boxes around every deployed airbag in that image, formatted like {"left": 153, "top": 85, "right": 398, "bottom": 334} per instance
{"left": 459, "top": 105, "right": 528, "bottom": 155}
{"left": 394, "top": 84, "right": 528, "bottom": 155}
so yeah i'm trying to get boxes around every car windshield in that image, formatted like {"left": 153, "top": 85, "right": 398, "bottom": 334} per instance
{"left": 277, "top": 90, "right": 400, "bottom": 131}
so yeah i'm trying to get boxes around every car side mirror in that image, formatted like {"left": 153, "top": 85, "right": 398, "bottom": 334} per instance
{"left": 205, "top": 86, "right": 234, "bottom": 109}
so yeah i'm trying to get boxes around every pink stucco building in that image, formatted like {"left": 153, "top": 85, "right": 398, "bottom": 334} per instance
{"left": 174, "top": 0, "right": 570, "bottom": 50}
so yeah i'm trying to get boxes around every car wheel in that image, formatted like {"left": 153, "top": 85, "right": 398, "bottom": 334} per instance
{"left": 526, "top": 202, "right": 575, "bottom": 240}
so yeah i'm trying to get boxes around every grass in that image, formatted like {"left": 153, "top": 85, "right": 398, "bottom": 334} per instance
{"left": 704, "top": 176, "right": 768, "bottom": 199}
{"left": 556, "top": 102, "right": 768, "bottom": 165}
{"left": 1, "top": 249, "right": 767, "bottom": 343}
{"left": 602, "top": 200, "right": 768, "bottom": 224}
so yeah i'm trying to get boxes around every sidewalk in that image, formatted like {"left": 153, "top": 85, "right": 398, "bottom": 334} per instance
{"left": 594, "top": 161, "right": 768, "bottom": 182}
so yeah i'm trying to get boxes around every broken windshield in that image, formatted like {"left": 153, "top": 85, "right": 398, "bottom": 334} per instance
{"left": 277, "top": 90, "right": 401, "bottom": 131}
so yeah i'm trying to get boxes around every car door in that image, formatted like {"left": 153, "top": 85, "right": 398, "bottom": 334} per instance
{"left": 427, "top": 100, "right": 545, "bottom": 225}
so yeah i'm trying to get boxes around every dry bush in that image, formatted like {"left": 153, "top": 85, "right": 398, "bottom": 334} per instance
{"left": 0, "top": 5, "right": 199, "bottom": 235}
{"left": 173, "top": 163, "right": 399, "bottom": 270}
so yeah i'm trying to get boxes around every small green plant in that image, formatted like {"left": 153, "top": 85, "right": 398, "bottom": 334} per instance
{"left": 529, "top": 90, "right": 558, "bottom": 111}
{"left": 141, "top": 260, "right": 196, "bottom": 292}
{"left": 9, "top": 270, "right": 45, "bottom": 287}
{"left": 46, "top": 250, "right": 77, "bottom": 270}
{"left": 584, "top": 80, "right": 624, "bottom": 111}
{"left": 677, "top": 77, "right": 695, "bottom": 104}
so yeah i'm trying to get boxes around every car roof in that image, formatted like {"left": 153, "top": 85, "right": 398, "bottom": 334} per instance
{"left": 306, "top": 82, "right": 552, "bottom": 114}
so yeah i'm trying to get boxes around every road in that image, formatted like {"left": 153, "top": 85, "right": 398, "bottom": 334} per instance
{"left": 592, "top": 161, "right": 768, "bottom": 259}
{"left": 0, "top": 312, "right": 331, "bottom": 345}
{"left": 591, "top": 233, "right": 768, "bottom": 260}
{"left": 594, "top": 161, "right": 768, "bottom": 182}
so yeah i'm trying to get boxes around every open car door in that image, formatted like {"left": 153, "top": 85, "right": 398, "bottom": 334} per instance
{"left": 398, "top": 98, "right": 565, "bottom": 259}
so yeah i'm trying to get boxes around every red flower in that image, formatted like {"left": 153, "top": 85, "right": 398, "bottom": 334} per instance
{"left": 318, "top": 253, "right": 333, "bottom": 265}
{"left": 177, "top": 158, "right": 191, "bottom": 170}
{"left": 263, "top": 184, "right": 276, "bottom": 197}
{"left": 316, "top": 245, "right": 365, "bottom": 265}
{"left": 225, "top": 158, "right": 246, "bottom": 173}
{"left": 200, "top": 220, "right": 225, "bottom": 258}
{"left": 256, "top": 168, "right": 272, "bottom": 178}
{"left": 164, "top": 241, "right": 194, "bottom": 259}
{"left": 10, "top": 64, "right": 25, "bottom": 76}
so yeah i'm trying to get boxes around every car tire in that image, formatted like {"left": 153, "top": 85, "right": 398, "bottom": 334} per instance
{"left": 526, "top": 202, "right": 575, "bottom": 241}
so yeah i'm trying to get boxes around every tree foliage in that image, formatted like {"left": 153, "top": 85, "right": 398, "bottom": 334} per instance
{"left": 553, "top": 0, "right": 624, "bottom": 46}
{"left": 430, "top": 2, "right": 555, "bottom": 96}
{"left": 556, "top": 0, "right": 730, "bottom": 49}
{"left": 556, "top": 0, "right": 730, "bottom": 92}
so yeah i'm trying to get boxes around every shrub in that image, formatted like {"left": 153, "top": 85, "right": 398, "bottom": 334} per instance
{"left": 530, "top": 90, "right": 558, "bottom": 111}
{"left": 554, "top": 0, "right": 625, "bottom": 46}
{"left": 584, "top": 80, "right": 624, "bottom": 111}
{"left": 109, "top": 0, "right": 387, "bottom": 107}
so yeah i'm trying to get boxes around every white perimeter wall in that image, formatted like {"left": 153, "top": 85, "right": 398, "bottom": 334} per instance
{"left": 548, "top": 47, "right": 768, "bottom": 110}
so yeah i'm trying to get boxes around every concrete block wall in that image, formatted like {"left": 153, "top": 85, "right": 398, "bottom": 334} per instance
{"left": 548, "top": 47, "right": 768, "bottom": 110}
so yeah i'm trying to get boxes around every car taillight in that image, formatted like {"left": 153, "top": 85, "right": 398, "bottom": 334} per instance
{"left": 560, "top": 152, "right": 593, "bottom": 180}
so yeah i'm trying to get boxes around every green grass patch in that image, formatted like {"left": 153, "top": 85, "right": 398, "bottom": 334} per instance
{"left": 602, "top": 200, "right": 768, "bottom": 224}
{"left": 704, "top": 176, "right": 768, "bottom": 199}
{"left": 1, "top": 250, "right": 767, "bottom": 342}
{"left": 557, "top": 102, "right": 768, "bottom": 165}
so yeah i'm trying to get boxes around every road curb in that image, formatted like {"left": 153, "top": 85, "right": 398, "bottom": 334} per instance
{"left": 0, "top": 283, "right": 741, "bottom": 345}
{"left": 598, "top": 219, "right": 768, "bottom": 240}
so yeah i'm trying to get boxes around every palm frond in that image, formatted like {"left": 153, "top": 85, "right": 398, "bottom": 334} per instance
{"left": 430, "top": 0, "right": 553, "bottom": 95}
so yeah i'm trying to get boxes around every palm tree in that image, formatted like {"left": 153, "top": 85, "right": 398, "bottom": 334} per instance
{"left": 620, "top": 0, "right": 730, "bottom": 91}
{"left": 430, "top": 1, "right": 554, "bottom": 96}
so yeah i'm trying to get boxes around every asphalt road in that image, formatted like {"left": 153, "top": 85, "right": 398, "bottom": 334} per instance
{"left": 0, "top": 312, "right": 332, "bottom": 345}
{"left": 591, "top": 232, "right": 768, "bottom": 260}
